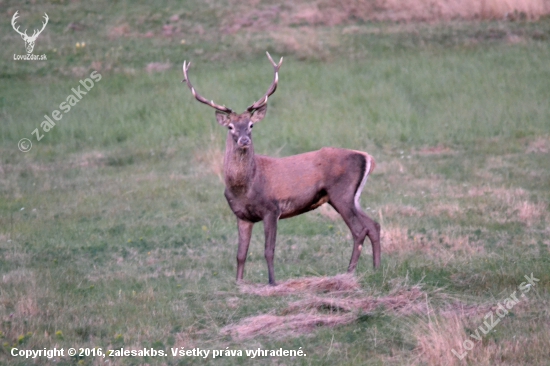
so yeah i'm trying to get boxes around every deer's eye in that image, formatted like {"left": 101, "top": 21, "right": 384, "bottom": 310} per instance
{"left": 249, "top": 123, "right": 253, "bottom": 129}
{"left": 228, "top": 125, "right": 234, "bottom": 130}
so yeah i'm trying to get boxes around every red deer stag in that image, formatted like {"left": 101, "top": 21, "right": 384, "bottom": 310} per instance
{"left": 182, "top": 52, "right": 380, "bottom": 285}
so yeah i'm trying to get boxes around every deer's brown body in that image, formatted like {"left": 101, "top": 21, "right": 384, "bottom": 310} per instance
{"left": 183, "top": 53, "right": 381, "bottom": 285}
{"left": 224, "top": 146, "right": 375, "bottom": 222}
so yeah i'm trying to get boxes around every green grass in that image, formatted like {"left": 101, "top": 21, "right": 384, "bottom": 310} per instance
{"left": 1, "top": 0, "right": 550, "bottom": 365}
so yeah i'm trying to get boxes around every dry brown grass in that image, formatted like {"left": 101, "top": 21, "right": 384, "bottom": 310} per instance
{"left": 412, "top": 303, "right": 550, "bottom": 365}
{"left": 434, "top": 183, "right": 548, "bottom": 227}
{"left": 381, "top": 225, "right": 483, "bottom": 260}
{"left": 487, "top": 187, "right": 547, "bottom": 226}
{"left": 15, "top": 295, "right": 39, "bottom": 317}
{"left": 224, "top": 0, "right": 550, "bottom": 35}
{"left": 108, "top": 23, "right": 132, "bottom": 39}
{"left": 193, "top": 134, "right": 224, "bottom": 182}
{"left": 283, "top": 285, "right": 426, "bottom": 315}
{"left": 224, "top": 282, "right": 428, "bottom": 339}
{"left": 1, "top": 270, "right": 42, "bottom": 340}
{"left": 145, "top": 62, "right": 172, "bottom": 73}
{"left": 225, "top": 276, "right": 490, "bottom": 340}
{"left": 432, "top": 202, "right": 462, "bottom": 218}
{"left": 517, "top": 201, "right": 547, "bottom": 226}
{"left": 269, "top": 27, "right": 339, "bottom": 60}
{"left": 371, "top": 0, "right": 550, "bottom": 22}
{"left": 412, "top": 314, "right": 469, "bottom": 366}
{"left": 382, "top": 204, "right": 422, "bottom": 217}
{"left": 317, "top": 203, "right": 341, "bottom": 221}
{"left": 417, "top": 145, "right": 455, "bottom": 155}
{"left": 238, "top": 273, "right": 360, "bottom": 296}
{"left": 220, "top": 313, "right": 357, "bottom": 340}
{"left": 526, "top": 136, "right": 550, "bottom": 154}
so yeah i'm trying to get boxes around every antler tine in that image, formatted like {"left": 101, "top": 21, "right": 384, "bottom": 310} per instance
{"left": 266, "top": 51, "right": 283, "bottom": 68}
{"left": 38, "top": 13, "right": 49, "bottom": 33}
{"left": 247, "top": 51, "right": 284, "bottom": 112}
{"left": 182, "top": 61, "right": 233, "bottom": 114}
{"left": 29, "top": 13, "right": 48, "bottom": 39}
{"left": 11, "top": 11, "right": 27, "bottom": 37}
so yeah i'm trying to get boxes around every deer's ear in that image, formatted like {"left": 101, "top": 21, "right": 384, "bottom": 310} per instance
{"left": 215, "top": 111, "right": 230, "bottom": 126}
{"left": 250, "top": 104, "right": 267, "bottom": 124}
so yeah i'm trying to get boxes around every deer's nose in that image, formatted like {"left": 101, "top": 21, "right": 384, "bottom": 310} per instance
{"left": 237, "top": 136, "right": 251, "bottom": 147}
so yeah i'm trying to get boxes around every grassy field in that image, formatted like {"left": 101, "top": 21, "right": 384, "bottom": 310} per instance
{"left": 1, "top": 1, "right": 550, "bottom": 365}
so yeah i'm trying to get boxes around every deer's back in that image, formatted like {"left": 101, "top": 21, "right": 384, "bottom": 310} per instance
{"left": 252, "top": 147, "right": 373, "bottom": 219}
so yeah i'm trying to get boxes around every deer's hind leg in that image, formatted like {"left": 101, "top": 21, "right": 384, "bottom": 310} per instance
{"left": 329, "top": 202, "right": 380, "bottom": 271}
{"left": 328, "top": 154, "right": 380, "bottom": 271}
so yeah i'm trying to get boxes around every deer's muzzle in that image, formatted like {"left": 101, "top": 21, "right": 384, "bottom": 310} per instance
{"left": 237, "top": 136, "right": 251, "bottom": 148}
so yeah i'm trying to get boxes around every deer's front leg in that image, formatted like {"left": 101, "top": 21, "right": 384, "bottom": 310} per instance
{"left": 263, "top": 213, "right": 279, "bottom": 286}
{"left": 236, "top": 219, "right": 254, "bottom": 282}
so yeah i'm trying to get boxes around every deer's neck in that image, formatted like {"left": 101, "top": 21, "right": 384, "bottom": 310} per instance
{"left": 223, "top": 136, "right": 256, "bottom": 194}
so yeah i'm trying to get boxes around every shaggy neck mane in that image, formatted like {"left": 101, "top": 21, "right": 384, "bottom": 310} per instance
{"left": 224, "top": 133, "right": 256, "bottom": 193}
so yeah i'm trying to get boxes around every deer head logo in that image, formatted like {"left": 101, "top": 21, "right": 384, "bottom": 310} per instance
{"left": 11, "top": 11, "right": 49, "bottom": 54}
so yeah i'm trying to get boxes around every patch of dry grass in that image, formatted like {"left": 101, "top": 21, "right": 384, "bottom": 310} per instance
{"left": 381, "top": 225, "right": 483, "bottom": 260}
{"left": 317, "top": 203, "right": 341, "bottom": 221}
{"left": 224, "top": 0, "right": 550, "bottom": 35}
{"left": 216, "top": 0, "right": 550, "bottom": 60}
{"left": 269, "top": 27, "right": 339, "bottom": 60}
{"left": 417, "top": 145, "right": 455, "bottom": 155}
{"left": 283, "top": 285, "right": 427, "bottom": 315}
{"left": 412, "top": 302, "right": 550, "bottom": 365}
{"left": 226, "top": 276, "right": 493, "bottom": 340}
{"left": 412, "top": 314, "right": 470, "bottom": 366}
{"left": 145, "top": 62, "right": 172, "bottom": 73}
{"left": 220, "top": 313, "right": 357, "bottom": 340}
{"left": 193, "top": 134, "right": 224, "bottom": 182}
{"left": 224, "top": 282, "right": 428, "bottom": 339}
{"left": 425, "top": 183, "right": 549, "bottom": 227}
{"left": 526, "top": 136, "right": 550, "bottom": 154}
{"left": 382, "top": 204, "right": 422, "bottom": 217}
{"left": 1, "top": 270, "right": 42, "bottom": 340}
{"left": 487, "top": 187, "right": 547, "bottom": 226}
{"left": 517, "top": 201, "right": 547, "bottom": 226}
{"left": 238, "top": 274, "right": 360, "bottom": 296}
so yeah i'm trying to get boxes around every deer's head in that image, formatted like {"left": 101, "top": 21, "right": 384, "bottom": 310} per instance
{"left": 11, "top": 11, "right": 49, "bottom": 54}
{"left": 213, "top": 107, "right": 268, "bottom": 149}
{"left": 182, "top": 52, "right": 283, "bottom": 150}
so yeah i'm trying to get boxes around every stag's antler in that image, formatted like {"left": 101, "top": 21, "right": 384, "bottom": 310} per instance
{"left": 11, "top": 11, "right": 27, "bottom": 38}
{"left": 30, "top": 13, "right": 49, "bottom": 40}
{"left": 182, "top": 61, "right": 233, "bottom": 114}
{"left": 247, "top": 52, "right": 283, "bottom": 113}
{"left": 11, "top": 11, "right": 48, "bottom": 40}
